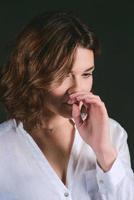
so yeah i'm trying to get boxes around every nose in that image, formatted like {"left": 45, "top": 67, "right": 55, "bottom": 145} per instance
{"left": 67, "top": 78, "right": 83, "bottom": 95}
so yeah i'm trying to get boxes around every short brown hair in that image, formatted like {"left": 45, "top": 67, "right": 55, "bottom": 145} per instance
{"left": 0, "top": 10, "right": 100, "bottom": 131}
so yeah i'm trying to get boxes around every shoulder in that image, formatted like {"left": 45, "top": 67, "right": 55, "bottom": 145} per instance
{"left": 0, "top": 119, "right": 17, "bottom": 137}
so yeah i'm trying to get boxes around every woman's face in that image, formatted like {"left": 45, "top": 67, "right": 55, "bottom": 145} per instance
{"left": 44, "top": 47, "right": 95, "bottom": 118}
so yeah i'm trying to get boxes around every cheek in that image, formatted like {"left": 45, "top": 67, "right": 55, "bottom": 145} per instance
{"left": 85, "top": 77, "right": 93, "bottom": 91}
{"left": 52, "top": 88, "right": 66, "bottom": 96}
{"left": 48, "top": 84, "right": 68, "bottom": 105}
{"left": 90, "top": 77, "right": 93, "bottom": 88}
{"left": 51, "top": 82, "right": 69, "bottom": 96}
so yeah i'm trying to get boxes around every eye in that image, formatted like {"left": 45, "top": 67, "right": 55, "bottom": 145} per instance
{"left": 82, "top": 73, "right": 93, "bottom": 78}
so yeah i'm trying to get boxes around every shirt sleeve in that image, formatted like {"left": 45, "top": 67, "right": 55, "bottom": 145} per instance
{"left": 95, "top": 119, "right": 134, "bottom": 199}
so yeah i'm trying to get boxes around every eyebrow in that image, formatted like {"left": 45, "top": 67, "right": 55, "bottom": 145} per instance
{"left": 71, "top": 66, "right": 95, "bottom": 73}
{"left": 83, "top": 66, "right": 95, "bottom": 72}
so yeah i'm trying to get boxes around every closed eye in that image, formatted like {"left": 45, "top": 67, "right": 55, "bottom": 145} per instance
{"left": 82, "top": 73, "right": 93, "bottom": 78}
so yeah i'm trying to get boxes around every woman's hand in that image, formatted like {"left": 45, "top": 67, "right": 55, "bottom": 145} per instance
{"left": 68, "top": 92, "right": 117, "bottom": 172}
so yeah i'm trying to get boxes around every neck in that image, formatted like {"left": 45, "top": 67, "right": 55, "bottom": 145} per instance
{"left": 40, "top": 115, "right": 73, "bottom": 131}
{"left": 27, "top": 115, "right": 75, "bottom": 157}
{"left": 25, "top": 115, "right": 75, "bottom": 185}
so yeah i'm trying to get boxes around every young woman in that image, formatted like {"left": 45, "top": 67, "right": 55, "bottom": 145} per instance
{"left": 0, "top": 11, "right": 134, "bottom": 200}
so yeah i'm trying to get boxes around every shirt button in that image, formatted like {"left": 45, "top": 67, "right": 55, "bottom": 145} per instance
{"left": 99, "top": 179, "right": 104, "bottom": 184}
{"left": 64, "top": 192, "right": 69, "bottom": 197}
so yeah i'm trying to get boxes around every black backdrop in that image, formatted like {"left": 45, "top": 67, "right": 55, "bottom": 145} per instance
{"left": 0, "top": 0, "right": 134, "bottom": 169}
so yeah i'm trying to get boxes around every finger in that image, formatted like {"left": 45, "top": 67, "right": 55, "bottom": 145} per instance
{"left": 82, "top": 97, "right": 104, "bottom": 107}
{"left": 72, "top": 103, "right": 83, "bottom": 127}
{"left": 82, "top": 98, "right": 108, "bottom": 115}
{"left": 76, "top": 94, "right": 101, "bottom": 101}
{"left": 67, "top": 98, "right": 77, "bottom": 104}
{"left": 68, "top": 95, "right": 88, "bottom": 104}
{"left": 70, "top": 95, "right": 103, "bottom": 115}
{"left": 69, "top": 91, "right": 92, "bottom": 99}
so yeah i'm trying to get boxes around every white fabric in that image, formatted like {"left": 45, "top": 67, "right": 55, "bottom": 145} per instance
{"left": 0, "top": 118, "right": 134, "bottom": 200}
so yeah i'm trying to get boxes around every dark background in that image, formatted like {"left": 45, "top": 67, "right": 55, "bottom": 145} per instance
{"left": 0, "top": 1, "right": 134, "bottom": 169}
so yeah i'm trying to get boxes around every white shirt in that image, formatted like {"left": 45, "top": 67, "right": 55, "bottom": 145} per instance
{"left": 0, "top": 118, "right": 134, "bottom": 200}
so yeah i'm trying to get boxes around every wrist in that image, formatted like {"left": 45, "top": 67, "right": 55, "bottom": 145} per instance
{"left": 95, "top": 146, "right": 117, "bottom": 172}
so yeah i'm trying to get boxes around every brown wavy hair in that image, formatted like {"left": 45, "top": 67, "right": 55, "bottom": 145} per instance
{"left": 0, "top": 10, "right": 100, "bottom": 131}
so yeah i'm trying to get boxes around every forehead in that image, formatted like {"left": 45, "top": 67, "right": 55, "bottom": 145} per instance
{"left": 71, "top": 47, "right": 94, "bottom": 73}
